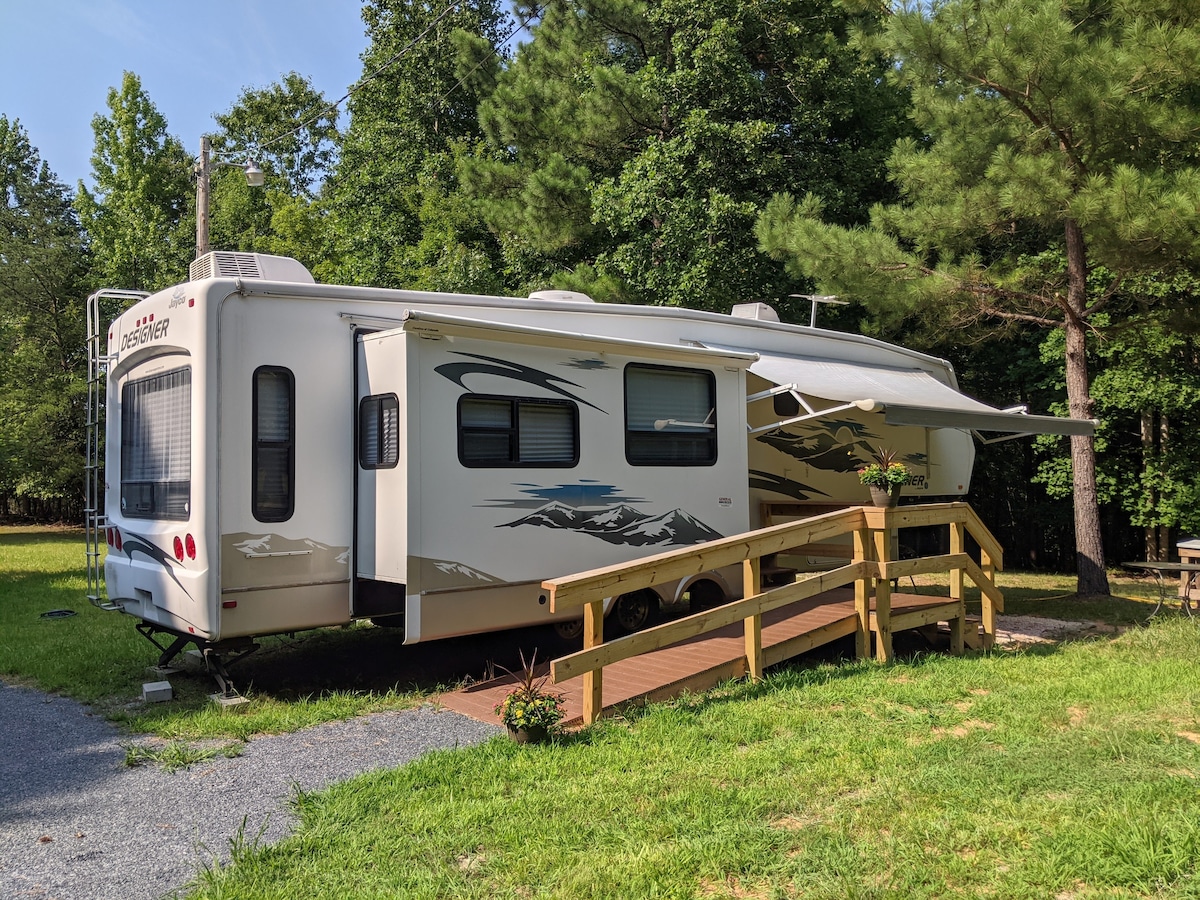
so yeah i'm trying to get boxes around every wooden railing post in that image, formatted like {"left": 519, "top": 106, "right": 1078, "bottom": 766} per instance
{"left": 853, "top": 527, "right": 871, "bottom": 660}
{"left": 873, "top": 515, "right": 893, "bottom": 663}
{"left": 949, "top": 521, "right": 966, "bottom": 655}
{"left": 743, "top": 557, "right": 763, "bottom": 681}
{"left": 980, "top": 547, "right": 997, "bottom": 649}
{"left": 582, "top": 599, "right": 604, "bottom": 725}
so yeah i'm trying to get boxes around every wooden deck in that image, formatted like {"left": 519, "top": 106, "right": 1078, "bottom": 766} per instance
{"left": 437, "top": 589, "right": 964, "bottom": 727}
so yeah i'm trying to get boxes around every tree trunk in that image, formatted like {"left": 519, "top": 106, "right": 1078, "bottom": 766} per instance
{"left": 1142, "top": 410, "right": 1158, "bottom": 560}
{"left": 1063, "top": 219, "right": 1110, "bottom": 595}
{"left": 1160, "top": 414, "right": 1171, "bottom": 558}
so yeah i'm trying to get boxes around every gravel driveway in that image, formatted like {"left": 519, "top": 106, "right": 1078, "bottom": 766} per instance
{"left": 0, "top": 682, "right": 499, "bottom": 900}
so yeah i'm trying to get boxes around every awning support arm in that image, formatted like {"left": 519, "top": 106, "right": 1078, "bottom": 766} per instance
{"left": 746, "top": 383, "right": 817, "bottom": 417}
{"left": 747, "top": 400, "right": 873, "bottom": 436}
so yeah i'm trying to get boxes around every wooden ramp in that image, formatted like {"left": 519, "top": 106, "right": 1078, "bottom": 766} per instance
{"left": 437, "top": 589, "right": 961, "bottom": 727}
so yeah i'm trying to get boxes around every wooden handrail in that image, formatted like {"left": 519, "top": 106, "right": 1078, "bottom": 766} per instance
{"left": 551, "top": 562, "right": 867, "bottom": 682}
{"left": 543, "top": 507, "right": 867, "bottom": 612}
{"left": 874, "top": 553, "right": 971, "bottom": 581}
{"left": 545, "top": 501, "right": 1005, "bottom": 724}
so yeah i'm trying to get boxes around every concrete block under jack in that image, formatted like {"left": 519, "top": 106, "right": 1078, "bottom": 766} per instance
{"left": 209, "top": 693, "right": 250, "bottom": 708}
{"left": 142, "top": 680, "right": 173, "bottom": 703}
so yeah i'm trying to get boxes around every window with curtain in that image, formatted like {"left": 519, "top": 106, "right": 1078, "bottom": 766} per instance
{"left": 120, "top": 366, "right": 192, "bottom": 519}
{"left": 253, "top": 366, "right": 294, "bottom": 522}
{"left": 359, "top": 393, "right": 400, "bottom": 469}
{"left": 625, "top": 364, "right": 717, "bottom": 465}
{"left": 458, "top": 395, "right": 578, "bottom": 467}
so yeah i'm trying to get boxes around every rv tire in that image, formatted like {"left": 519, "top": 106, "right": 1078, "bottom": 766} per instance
{"left": 553, "top": 618, "right": 584, "bottom": 641}
{"left": 613, "top": 590, "right": 656, "bottom": 635}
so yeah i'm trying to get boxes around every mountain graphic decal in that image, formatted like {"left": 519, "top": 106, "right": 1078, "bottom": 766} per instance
{"left": 501, "top": 503, "right": 722, "bottom": 546}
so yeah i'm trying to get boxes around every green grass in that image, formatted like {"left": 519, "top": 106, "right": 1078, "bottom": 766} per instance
{"left": 0, "top": 527, "right": 428, "bottom": 741}
{"left": 124, "top": 738, "right": 244, "bottom": 772}
{"left": 186, "top": 619, "right": 1200, "bottom": 899}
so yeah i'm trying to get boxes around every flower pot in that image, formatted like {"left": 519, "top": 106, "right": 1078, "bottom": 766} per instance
{"left": 868, "top": 484, "right": 901, "bottom": 508}
{"left": 507, "top": 724, "right": 549, "bottom": 745}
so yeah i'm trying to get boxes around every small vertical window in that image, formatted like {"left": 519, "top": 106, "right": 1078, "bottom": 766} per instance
{"left": 458, "top": 395, "right": 578, "bottom": 467}
{"left": 625, "top": 364, "right": 717, "bottom": 465}
{"left": 359, "top": 394, "right": 400, "bottom": 469}
{"left": 253, "top": 366, "right": 294, "bottom": 522}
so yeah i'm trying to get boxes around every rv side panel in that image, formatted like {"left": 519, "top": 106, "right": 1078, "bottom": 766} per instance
{"left": 216, "top": 294, "right": 353, "bottom": 639}
{"left": 400, "top": 329, "right": 750, "bottom": 642}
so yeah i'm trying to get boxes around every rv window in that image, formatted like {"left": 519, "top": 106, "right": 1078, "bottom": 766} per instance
{"left": 253, "top": 367, "right": 294, "bottom": 522}
{"left": 120, "top": 366, "right": 191, "bottom": 520}
{"left": 359, "top": 394, "right": 399, "bottom": 469}
{"left": 458, "top": 396, "right": 578, "bottom": 467}
{"left": 625, "top": 364, "right": 717, "bottom": 466}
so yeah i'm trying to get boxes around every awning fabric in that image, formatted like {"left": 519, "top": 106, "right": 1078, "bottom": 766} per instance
{"left": 739, "top": 349, "right": 1095, "bottom": 437}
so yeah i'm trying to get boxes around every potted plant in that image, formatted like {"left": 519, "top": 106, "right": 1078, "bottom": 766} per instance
{"left": 857, "top": 447, "right": 911, "bottom": 507}
{"left": 494, "top": 649, "right": 566, "bottom": 744}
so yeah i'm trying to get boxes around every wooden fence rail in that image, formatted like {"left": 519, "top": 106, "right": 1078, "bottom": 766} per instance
{"left": 542, "top": 502, "right": 1004, "bottom": 725}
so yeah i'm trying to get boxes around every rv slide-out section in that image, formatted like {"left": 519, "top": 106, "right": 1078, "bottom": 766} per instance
{"left": 354, "top": 313, "right": 753, "bottom": 643}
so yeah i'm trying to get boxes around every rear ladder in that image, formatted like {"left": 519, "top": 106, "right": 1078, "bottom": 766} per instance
{"left": 85, "top": 289, "right": 148, "bottom": 608}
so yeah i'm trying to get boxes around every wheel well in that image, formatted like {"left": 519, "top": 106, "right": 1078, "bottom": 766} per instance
{"left": 678, "top": 576, "right": 728, "bottom": 607}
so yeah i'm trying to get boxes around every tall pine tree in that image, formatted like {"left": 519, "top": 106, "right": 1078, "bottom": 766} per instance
{"left": 757, "top": 0, "right": 1200, "bottom": 595}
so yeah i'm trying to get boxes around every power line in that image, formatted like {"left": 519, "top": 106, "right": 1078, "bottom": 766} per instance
{"left": 253, "top": 1, "right": 464, "bottom": 156}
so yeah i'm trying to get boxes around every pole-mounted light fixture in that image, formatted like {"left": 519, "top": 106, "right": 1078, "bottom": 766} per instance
{"left": 195, "top": 135, "right": 266, "bottom": 258}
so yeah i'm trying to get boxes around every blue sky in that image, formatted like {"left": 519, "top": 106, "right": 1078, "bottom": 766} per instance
{"left": 0, "top": 1, "right": 370, "bottom": 188}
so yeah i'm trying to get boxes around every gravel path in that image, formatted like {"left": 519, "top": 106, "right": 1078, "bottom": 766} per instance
{"left": 0, "top": 682, "right": 499, "bottom": 900}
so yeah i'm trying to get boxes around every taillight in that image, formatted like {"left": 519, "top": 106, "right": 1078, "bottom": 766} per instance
{"left": 105, "top": 528, "right": 113, "bottom": 546}
{"left": 173, "top": 536, "right": 184, "bottom": 562}
{"left": 114, "top": 530, "right": 123, "bottom": 552}
{"left": 185, "top": 533, "right": 196, "bottom": 560}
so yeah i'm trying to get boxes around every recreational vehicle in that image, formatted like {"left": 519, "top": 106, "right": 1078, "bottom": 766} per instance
{"left": 84, "top": 252, "right": 1090, "bottom": 688}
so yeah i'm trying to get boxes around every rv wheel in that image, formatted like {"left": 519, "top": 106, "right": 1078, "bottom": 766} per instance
{"left": 553, "top": 618, "right": 584, "bottom": 641}
{"left": 613, "top": 590, "right": 655, "bottom": 635}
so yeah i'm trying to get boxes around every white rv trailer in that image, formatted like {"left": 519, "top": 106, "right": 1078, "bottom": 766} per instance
{"left": 84, "top": 252, "right": 1091, "bottom": 685}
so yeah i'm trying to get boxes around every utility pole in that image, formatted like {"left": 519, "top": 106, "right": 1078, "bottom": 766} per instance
{"left": 194, "top": 135, "right": 264, "bottom": 259}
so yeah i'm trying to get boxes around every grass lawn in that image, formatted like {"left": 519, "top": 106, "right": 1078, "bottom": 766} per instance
{"left": 4, "top": 527, "right": 1199, "bottom": 896}
{"left": 0, "top": 526, "right": 427, "bottom": 741}
{"left": 187, "top": 619, "right": 1200, "bottom": 899}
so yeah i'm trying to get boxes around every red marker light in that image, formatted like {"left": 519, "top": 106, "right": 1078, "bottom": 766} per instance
{"left": 149, "top": 313, "right": 154, "bottom": 322}
{"left": 185, "top": 533, "right": 196, "bottom": 560}
{"left": 188, "top": 298, "right": 195, "bottom": 308}
{"left": 173, "top": 536, "right": 184, "bottom": 562}
{"left": 222, "top": 600, "right": 238, "bottom": 609}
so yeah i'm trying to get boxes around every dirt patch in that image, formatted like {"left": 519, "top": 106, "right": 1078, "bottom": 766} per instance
{"left": 993, "top": 615, "right": 1120, "bottom": 646}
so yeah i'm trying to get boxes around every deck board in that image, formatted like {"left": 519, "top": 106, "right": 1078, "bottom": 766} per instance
{"left": 436, "top": 588, "right": 960, "bottom": 727}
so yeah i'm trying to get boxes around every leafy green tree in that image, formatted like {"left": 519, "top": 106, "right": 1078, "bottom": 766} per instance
{"left": 468, "top": 0, "right": 910, "bottom": 307}
{"left": 327, "top": 0, "right": 511, "bottom": 290}
{"left": 75, "top": 71, "right": 193, "bottom": 292}
{"left": 0, "top": 117, "right": 89, "bottom": 509}
{"left": 208, "top": 72, "right": 341, "bottom": 272}
{"left": 756, "top": 0, "right": 1200, "bottom": 594}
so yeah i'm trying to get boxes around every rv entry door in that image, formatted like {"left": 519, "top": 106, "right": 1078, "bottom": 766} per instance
{"left": 354, "top": 328, "right": 409, "bottom": 621}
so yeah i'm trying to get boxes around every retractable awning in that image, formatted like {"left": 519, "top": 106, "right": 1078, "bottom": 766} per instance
{"left": 731, "top": 348, "right": 1095, "bottom": 437}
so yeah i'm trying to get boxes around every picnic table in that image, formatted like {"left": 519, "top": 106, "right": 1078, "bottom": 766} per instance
{"left": 1120, "top": 561, "right": 1200, "bottom": 619}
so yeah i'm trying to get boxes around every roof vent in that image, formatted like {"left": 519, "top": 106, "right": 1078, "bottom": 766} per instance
{"left": 189, "top": 252, "right": 315, "bottom": 285}
{"left": 528, "top": 290, "right": 595, "bottom": 303}
{"left": 731, "top": 302, "right": 779, "bottom": 322}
